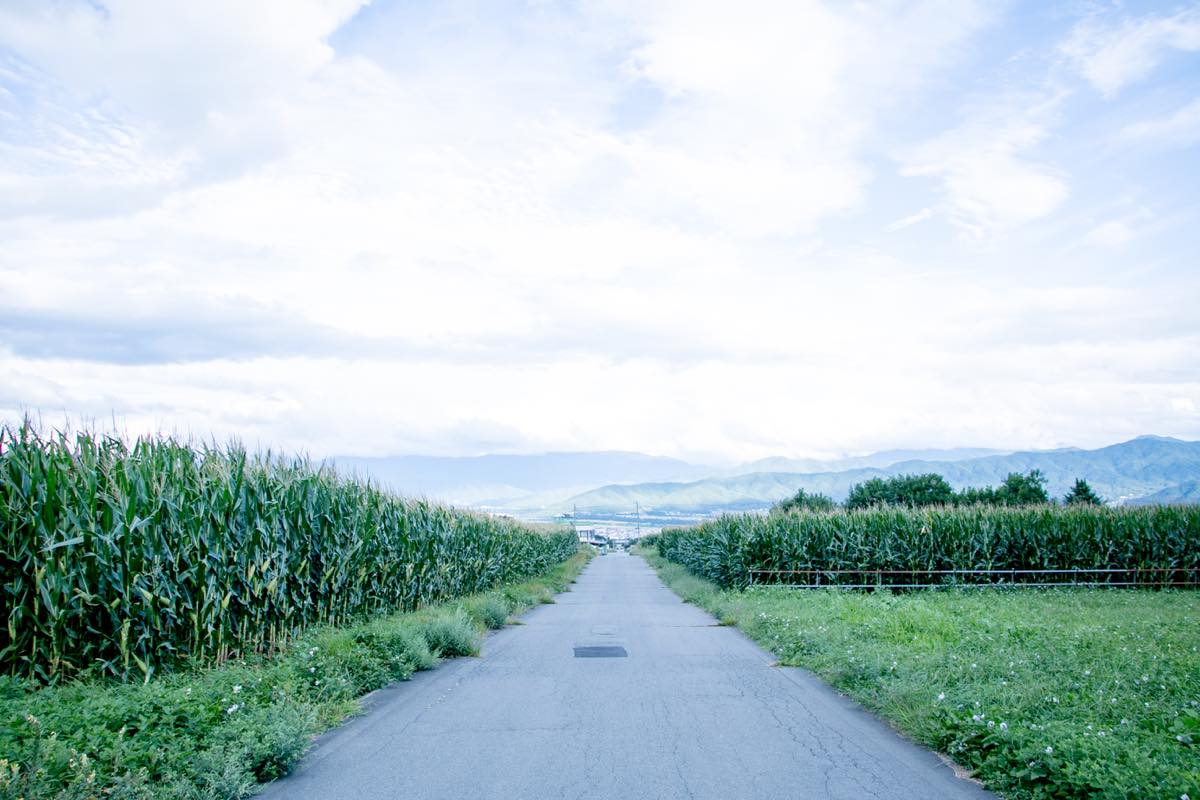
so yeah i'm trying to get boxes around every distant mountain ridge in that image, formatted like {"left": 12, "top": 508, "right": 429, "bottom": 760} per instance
{"left": 331, "top": 446, "right": 1009, "bottom": 508}
{"left": 332, "top": 437, "right": 1200, "bottom": 512}
{"left": 726, "top": 447, "right": 1010, "bottom": 476}
{"left": 565, "top": 436, "right": 1200, "bottom": 512}
{"left": 1126, "top": 480, "right": 1200, "bottom": 506}
{"left": 331, "top": 451, "right": 710, "bottom": 506}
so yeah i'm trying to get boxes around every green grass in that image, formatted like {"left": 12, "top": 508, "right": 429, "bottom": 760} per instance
{"left": 638, "top": 547, "right": 1200, "bottom": 800}
{"left": 0, "top": 550, "right": 592, "bottom": 800}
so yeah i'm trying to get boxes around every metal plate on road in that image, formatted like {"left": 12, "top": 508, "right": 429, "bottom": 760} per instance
{"left": 573, "top": 645, "right": 628, "bottom": 658}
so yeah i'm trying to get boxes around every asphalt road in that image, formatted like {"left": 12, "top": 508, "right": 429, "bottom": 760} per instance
{"left": 258, "top": 552, "right": 992, "bottom": 799}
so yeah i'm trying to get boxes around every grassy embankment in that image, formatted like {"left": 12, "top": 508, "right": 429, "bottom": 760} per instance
{"left": 639, "top": 507, "right": 1200, "bottom": 799}
{"left": 0, "top": 424, "right": 586, "bottom": 799}
{"left": 2, "top": 550, "right": 590, "bottom": 800}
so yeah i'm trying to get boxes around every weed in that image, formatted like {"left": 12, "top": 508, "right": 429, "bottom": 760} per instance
{"left": 418, "top": 613, "right": 479, "bottom": 658}
{"left": 463, "top": 597, "right": 509, "bottom": 630}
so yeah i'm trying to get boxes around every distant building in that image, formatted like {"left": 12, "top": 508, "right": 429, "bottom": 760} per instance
{"left": 576, "top": 527, "right": 610, "bottom": 546}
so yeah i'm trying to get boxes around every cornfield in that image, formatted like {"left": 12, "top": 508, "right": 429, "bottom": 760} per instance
{"left": 657, "top": 505, "right": 1200, "bottom": 590}
{"left": 0, "top": 423, "right": 577, "bottom": 682}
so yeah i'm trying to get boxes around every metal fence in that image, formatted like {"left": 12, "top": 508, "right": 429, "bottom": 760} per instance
{"left": 748, "top": 567, "right": 1200, "bottom": 590}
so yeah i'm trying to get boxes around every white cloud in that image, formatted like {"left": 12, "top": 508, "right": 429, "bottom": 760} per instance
{"left": 592, "top": 0, "right": 997, "bottom": 237}
{"left": 1061, "top": 6, "right": 1200, "bottom": 97}
{"left": 1121, "top": 97, "right": 1200, "bottom": 146}
{"left": 0, "top": 0, "right": 367, "bottom": 208}
{"left": 1083, "top": 219, "right": 1134, "bottom": 247}
{"left": 0, "top": 0, "right": 364, "bottom": 123}
{"left": 899, "top": 97, "right": 1068, "bottom": 236}
{"left": 5, "top": 290, "right": 1198, "bottom": 460}
{"left": 2, "top": 1, "right": 1199, "bottom": 461}
{"left": 885, "top": 207, "right": 936, "bottom": 232}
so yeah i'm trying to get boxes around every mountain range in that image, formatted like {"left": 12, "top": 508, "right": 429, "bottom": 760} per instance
{"left": 1126, "top": 479, "right": 1200, "bottom": 506}
{"left": 564, "top": 436, "right": 1200, "bottom": 512}
{"left": 331, "top": 451, "right": 709, "bottom": 507}
{"left": 333, "top": 436, "right": 1200, "bottom": 514}
{"left": 720, "top": 448, "right": 1010, "bottom": 476}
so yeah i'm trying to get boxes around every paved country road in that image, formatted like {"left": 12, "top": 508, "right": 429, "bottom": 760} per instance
{"left": 258, "top": 553, "right": 993, "bottom": 800}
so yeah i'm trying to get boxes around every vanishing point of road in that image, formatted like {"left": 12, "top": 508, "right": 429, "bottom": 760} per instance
{"left": 258, "top": 553, "right": 992, "bottom": 799}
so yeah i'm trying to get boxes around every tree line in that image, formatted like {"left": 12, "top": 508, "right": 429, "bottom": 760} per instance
{"left": 773, "top": 471, "right": 1103, "bottom": 514}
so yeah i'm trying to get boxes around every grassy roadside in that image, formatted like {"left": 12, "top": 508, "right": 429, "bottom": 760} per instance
{"left": 636, "top": 546, "right": 1200, "bottom": 800}
{"left": 0, "top": 550, "right": 592, "bottom": 800}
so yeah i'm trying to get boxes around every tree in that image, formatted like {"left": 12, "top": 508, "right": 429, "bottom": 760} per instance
{"left": 955, "top": 486, "right": 998, "bottom": 506}
{"left": 844, "top": 477, "right": 892, "bottom": 509}
{"left": 901, "top": 473, "right": 958, "bottom": 507}
{"left": 773, "top": 488, "right": 837, "bottom": 514}
{"left": 845, "top": 473, "right": 955, "bottom": 509}
{"left": 993, "top": 470, "right": 1050, "bottom": 506}
{"left": 1064, "top": 478, "right": 1103, "bottom": 506}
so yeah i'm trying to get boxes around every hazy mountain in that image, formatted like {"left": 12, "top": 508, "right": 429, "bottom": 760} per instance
{"left": 334, "top": 446, "right": 1013, "bottom": 509}
{"left": 1125, "top": 480, "right": 1200, "bottom": 506}
{"left": 331, "top": 451, "right": 711, "bottom": 506}
{"left": 561, "top": 469, "right": 889, "bottom": 512}
{"left": 332, "top": 437, "right": 1200, "bottom": 512}
{"left": 727, "top": 448, "right": 1009, "bottom": 476}
{"left": 565, "top": 436, "right": 1200, "bottom": 512}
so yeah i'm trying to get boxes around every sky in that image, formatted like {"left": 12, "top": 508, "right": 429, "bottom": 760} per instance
{"left": 1, "top": 0, "right": 1198, "bottom": 463}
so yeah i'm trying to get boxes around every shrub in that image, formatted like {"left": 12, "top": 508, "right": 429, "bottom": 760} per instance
{"left": 464, "top": 597, "right": 509, "bottom": 630}
{"left": 418, "top": 614, "right": 478, "bottom": 658}
{"left": 219, "top": 702, "right": 316, "bottom": 782}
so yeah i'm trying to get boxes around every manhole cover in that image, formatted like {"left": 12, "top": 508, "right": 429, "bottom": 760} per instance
{"left": 573, "top": 645, "right": 628, "bottom": 658}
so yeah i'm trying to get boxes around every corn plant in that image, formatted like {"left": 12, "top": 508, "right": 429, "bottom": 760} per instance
{"left": 657, "top": 505, "right": 1200, "bottom": 590}
{"left": 0, "top": 422, "right": 577, "bottom": 683}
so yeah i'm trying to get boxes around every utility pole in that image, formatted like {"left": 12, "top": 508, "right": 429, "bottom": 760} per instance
{"left": 636, "top": 502, "right": 641, "bottom": 539}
